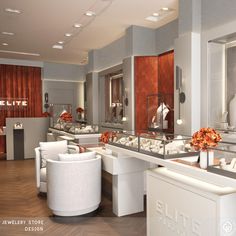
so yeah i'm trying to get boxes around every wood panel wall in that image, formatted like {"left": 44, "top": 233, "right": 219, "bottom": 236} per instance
{"left": 0, "top": 64, "right": 42, "bottom": 153}
{"left": 134, "top": 51, "right": 174, "bottom": 132}
{"left": 158, "top": 50, "right": 174, "bottom": 133}
{"left": 135, "top": 56, "right": 158, "bottom": 132}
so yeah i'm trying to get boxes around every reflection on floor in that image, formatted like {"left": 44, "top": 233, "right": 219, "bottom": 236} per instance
{"left": 0, "top": 159, "right": 146, "bottom": 236}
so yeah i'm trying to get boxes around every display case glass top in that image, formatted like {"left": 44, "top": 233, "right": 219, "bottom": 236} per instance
{"left": 109, "top": 131, "right": 198, "bottom": 159}
{"left": 207, "top": 142, "right": 236, "bottom": 180}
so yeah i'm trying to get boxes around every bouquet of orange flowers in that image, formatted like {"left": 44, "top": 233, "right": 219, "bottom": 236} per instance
{"left": 60, "top": 112, "right": 72, "bottom": 122}
{"left": 76, "top": 107, "right": 84, "bottom": 113}
{"left": 190, "top": 127, "right": 221, "bottom": 151}
{"left": 100, "top": 131, "right": 117, "bottom": 144}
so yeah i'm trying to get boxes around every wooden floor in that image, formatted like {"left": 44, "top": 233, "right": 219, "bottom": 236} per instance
{"left": 0, "top": 159, "right": 146, "bottom": 236}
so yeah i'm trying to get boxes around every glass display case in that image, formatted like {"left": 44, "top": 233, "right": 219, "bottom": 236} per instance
{"left": 139, "top": 132, "right": 197, "bottom": 159}
{"left": 207, "top": 143, "right": 236, "bottom": 179}
{"left": 147, "top": 94, "right": 174, "bottom": 133}
{"left": 109, "top": 131, "right": 198, "bottom": 159}
{"left": 49, "top": 104, "right": 99, "bottom": 134}
{"left": 108, "top": 131, "right": 139, "bottom": 152}
{"left": 49, "top": 103, "right": 72, "bottom": 128}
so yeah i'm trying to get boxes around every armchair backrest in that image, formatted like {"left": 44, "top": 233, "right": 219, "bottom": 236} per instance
{"left": 34, "top": 141, "right": 80, "bottom": 189}
{"left": 46, "top": 155, "right": 101, "bottom": 210}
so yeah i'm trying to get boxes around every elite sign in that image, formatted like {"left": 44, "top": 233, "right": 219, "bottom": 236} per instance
{"left": 0, "top": 98, "right": 28, "bottom": 110}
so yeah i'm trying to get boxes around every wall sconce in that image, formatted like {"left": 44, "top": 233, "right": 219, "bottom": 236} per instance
{"left": 176, "top": 66, "right": 185, "bottom": 125}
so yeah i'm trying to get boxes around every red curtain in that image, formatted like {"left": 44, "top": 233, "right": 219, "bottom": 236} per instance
{"left": 0, "top": 64, "right": 42, "bottom": 153}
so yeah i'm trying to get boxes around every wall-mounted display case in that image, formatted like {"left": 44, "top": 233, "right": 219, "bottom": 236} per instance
{"left": 207, "top": 143, "right": 236, "bottom": 179}
{"left": 147, "top": 94, "right": 174, "bottom": 133}
{"left": 109, "top": 131, "right": 198, "bottom": 159}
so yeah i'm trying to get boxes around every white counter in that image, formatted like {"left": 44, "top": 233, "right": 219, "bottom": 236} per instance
{"left": 147, "top": 168, "right": 236, "bottom": 236}
{"left": 106, "top": 144, "right": 236, "bottom": 188}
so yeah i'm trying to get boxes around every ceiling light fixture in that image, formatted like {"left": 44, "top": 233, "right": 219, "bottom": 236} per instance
{"left": 65, "top": 33, "right": 72, "bottom": 37}
{"left": 2, "top": 32, "right": 14, "bottom": 36}
{"left": 162, "top": 7, "right": 169, "bottom": 11}
{"left": 5, "top": 8, "right": 21, "bottom": 14}
{"left": 145, "top": 16, "right": 158, "bottom": 22}
{"left": 52, "top": 44, "right": 63, "bottom": 49}
{"left": 0, "top": 50, "right": 40, "bottom": 56}
{"left": 58, "top": 41, "right": 64, "bottom": 44}
{"left": 2, "top": 43, "right": 8, "bottom": 46}
{"left": 152, "top": 12, "right": 159, "bottom": 17}
{"left": 85, "top": 11, "right": 96, "bottom": 17}
{"left": 73, "top": 23, "right": 82, "bottom": 28}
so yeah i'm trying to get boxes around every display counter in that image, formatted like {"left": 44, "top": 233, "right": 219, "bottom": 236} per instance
{"left": 6, "top": 117, "right": 49, "bottom": 160}
{"left": 105, "top": 143, "right": 236, "bottom": 188}
{"left": 49, "top": 127, "right": 101, "bottom": 144}
{"left": 147, "top": 168, "right": 236, "bottom": 236}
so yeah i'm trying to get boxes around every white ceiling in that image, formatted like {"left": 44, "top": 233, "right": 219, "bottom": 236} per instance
{"left": 0, "top": 0, "right": 178, "bottom": 65}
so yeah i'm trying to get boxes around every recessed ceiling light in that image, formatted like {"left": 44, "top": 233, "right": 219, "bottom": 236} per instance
{"left": 2, "top": 32, "right": 14, "bottom": 36}
{"left": 85, "top": 11, "right": 96, "bottom": 17}
{"left": 52, "top": 44, "right": 63, "bottom": 49}
{"left": 152, "top": 12, "right": 159, "bottom": 17}
{"left": 2, "top": 43, "right": 8, "bottom": 46}
{"left": 5, "top": 8, "right": 21, "bottom": 14}
{"left": 145, "top": 16, "right": 158, "bottom": 22}
{"left": 73, "top": 23, "right": 82, "bottom": 28}
{"left": 162, "top": 7, "right": 169, "bottom": 11}
{"left": 0, "top": 50, "right": 40, "bottom": 56}
{"left": 65, "top": 33, "right": 72, "bottom": 37}
{"left": 58, "top": 41, "right": 64, "bottom": 44}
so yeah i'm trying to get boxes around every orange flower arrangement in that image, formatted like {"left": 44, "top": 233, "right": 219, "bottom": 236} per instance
{"left": 76, "top": 107, "right": 84, "bottom": 113}
{"left": 190, "top": 127, "right": 222, "bottom": 151}
{"left": 60, "top": 112, "right": 72, "bottom": 122}
{"left": 100, "top": 131, "right": 117, "bottom": 144}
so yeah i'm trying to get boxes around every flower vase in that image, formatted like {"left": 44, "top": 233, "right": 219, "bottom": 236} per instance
{"left": 199, "top": 151, "right": 214, "bottom": 169}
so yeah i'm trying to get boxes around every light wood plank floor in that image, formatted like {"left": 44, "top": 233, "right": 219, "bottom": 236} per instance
{"left": 0, "top": 159, "right": 146, "bottom": 236}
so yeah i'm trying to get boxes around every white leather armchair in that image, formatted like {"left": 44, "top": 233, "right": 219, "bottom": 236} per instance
{"left": 35, "top": 140, "right": 79, "bottom": 193}
{"left": 47, "top": 154, "right": 101, "bottom": 216}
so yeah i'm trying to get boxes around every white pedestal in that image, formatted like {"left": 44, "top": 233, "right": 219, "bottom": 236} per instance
{"left": 89, "top": 147, "right": 147, "bottom": 216}
{"left": 147, "top": 168, "right": 236, "bottom": 236}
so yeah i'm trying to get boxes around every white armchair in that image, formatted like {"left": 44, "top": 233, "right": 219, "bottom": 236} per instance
{"left": 35, "top": 140, "right": 79, "bottom": 193}
{"left": 47, "top": 152, "right": 101, "bottom": 216}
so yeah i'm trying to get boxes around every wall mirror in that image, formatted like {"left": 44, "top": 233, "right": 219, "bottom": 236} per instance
{"left": 106, "top": 71, "right": 123, "bottom": 123}
{"left": 208, "top": 32, "right": 236, "bottom": 131}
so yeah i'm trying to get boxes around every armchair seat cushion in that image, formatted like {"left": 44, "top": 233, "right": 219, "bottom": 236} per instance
{"left": 58, "top": 151, "right": 96, "bottom": 162}
{"left": 40, "top": 168, "right": 47, "bottom": 182}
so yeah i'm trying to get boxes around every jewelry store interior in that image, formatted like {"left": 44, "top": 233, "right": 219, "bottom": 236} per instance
{"left": 1, "top": 0, "right": 236, "bottom": 235}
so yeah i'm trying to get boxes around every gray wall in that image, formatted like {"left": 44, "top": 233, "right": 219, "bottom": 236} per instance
{"left": 43, "top": 62, "right": 85, "bottom": 82}
{"left": 155, "top": 20, "right": 178, "bottom": 55}
{"left": 86, "top": 72, "right": 99, "bottom": 124}
{"left": 43, "top": 81, "right": 84, "bottom": 119}
{"left": 202, "top": 0, "right": 236, "bottom": 31}
{"left": 6, "top": 118, "right": 49, "bottom": 160}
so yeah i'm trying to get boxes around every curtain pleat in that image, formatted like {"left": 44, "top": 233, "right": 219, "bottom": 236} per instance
{"left": 0, "top": 64, "right": 42, "bottom": 153}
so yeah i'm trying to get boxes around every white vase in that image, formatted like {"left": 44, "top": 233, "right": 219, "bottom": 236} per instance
{"left": 199, "top": 151, "right": 214, "bottom": 169}
{"left": 229, "top": 94, "right": 236, "bottom": 127}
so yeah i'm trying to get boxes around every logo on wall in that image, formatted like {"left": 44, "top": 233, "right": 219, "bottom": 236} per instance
{"left": 0, "top": 98, "right": 28, "bottom": 110}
